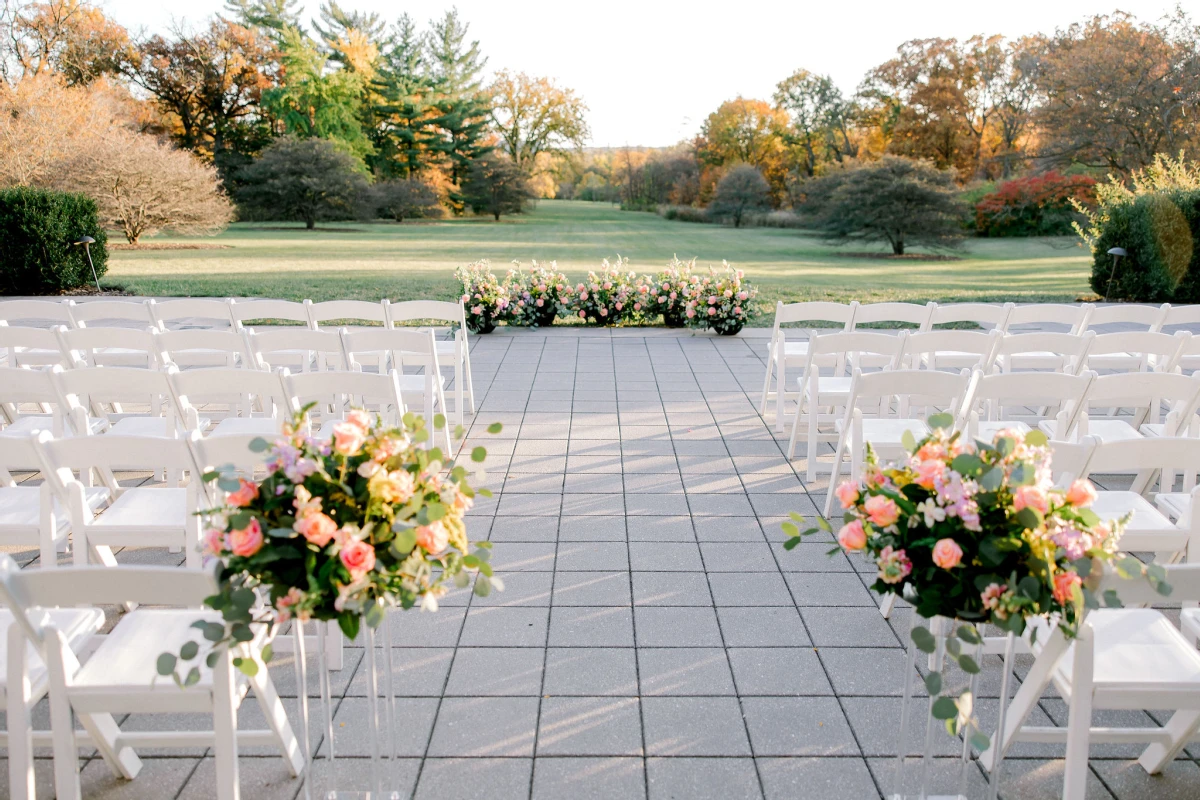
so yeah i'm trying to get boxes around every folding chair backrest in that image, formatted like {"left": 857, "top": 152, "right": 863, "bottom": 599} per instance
{"left": 286, "top": 369, "right": 407, "bottom": 424}
{"left": 248, "top": 327, "right": 344, "bottom": 370}
{"left": 807, "top": 330, "right": 906, "bottom": 362}
{"left": 849, "top": 368, "right": 970, "bottom": 421}
{"left": 309, "top": 300, "right": 391, "bottom": 328}
{"left": 904, "top": 330, "right": 1000, "bottom": 370}
{"left": 156, "top": 327, "right": 251, "bottom": 368}
{"left": 35, "top": 430, "right": 195, "bottom": 493}
{"left": 57, "top": 326, "right": 160, "bottom": 368}
{"left": 851, "top": 302, "right": 935, "bottom": 330}
{"left": 1084, "top": 371, "right": 1200, "bottom": 415}
{"left": 0, "top": 299, "right": 76, "bottom": 327}
{"left": 772, "top": 301, "right": 857, "bottom": 328}
{"left": 1095, "top": 561, "right": 1200, "bottom": 607}
{"left": 341, "top": 328, "right": 439, "bottom": 371}
{"left": 386, "top": 300, "right": 465, "bottom": 327}
{"left": 229, "top": 298, "right": 314, "bottom": 327}
{"left": 1083, "top": 436, "right": 1200, "bottom": 478}
{"left": 70, "top": 299, "right": 158, "bottom": 328}
{"left": 1084, "top": 303, "right": 1168, "bottom": 331}
{"left": 1046, "top": 439, "right": 1095, "bottom": 486}
{"left": 169, "top": 368, "right": 290, "bottom": 422}
{"left": 929, "top": 302, "right": 1014, "bottom": 329}
{"left": 1162, "top": 305, "right": 1200, "bottom": 330}
{"left": 189, "top": 433, "right": 272, "bottom": 475}
{"left": 0, "top": 324, "right": 66, "bottom": 361}
{"left": 968, "top": 370, "right": 1094, "bottom": 418}
{"left": 151, "top": 298, "right": 236, "bottom": 330}
{"left": 1088, "top": 331, "right": 1189, "bottom": 370}
{"left": 0, "top": 366, "right": 65, "bottom": 429}
{"left": 993, "top": 331, "right": 1095, "bottom": 373}
{"left": 54, "top": 366, "right": 173, "bottom": 418}
{"left": 1005, "top": 303, "right": 1093, "bottom": 333}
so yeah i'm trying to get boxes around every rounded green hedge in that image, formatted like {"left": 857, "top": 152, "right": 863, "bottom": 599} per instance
{"left": 1090, "top": 190, "right": 1200, "bottom": 302}
{"left": 0, "top": 187, "right": 108, "bottom": 295}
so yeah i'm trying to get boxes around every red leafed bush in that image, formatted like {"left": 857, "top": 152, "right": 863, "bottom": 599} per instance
{"left": 974, "top": 172, "right": 1098, "bottom": 237}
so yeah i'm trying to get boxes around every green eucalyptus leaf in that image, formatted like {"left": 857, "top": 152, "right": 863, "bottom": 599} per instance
{"left": 487, "top": 422, "right": 503, "bottom": 434}
{"left": 1024, "top": 429, "right": 1048, "bottom": 447}
{"left": 911, "top": 626, "right": 936, "bottom": 654}
{"left": 931, "top": 696, "right": 959, "bottom": 720}
{"left": 958, "top": 655, "right": 981, "bottom": 674}
{"left": 924, "top": 672, "right": 943, "bottom": 695}
{"left": 471, "top": 447, "right": 487, "bottom": 463}
{"left": 927, "top": 412, "right": 954, "bottom": 430}
{"left": 156, "top": 653, "right": 177, "bottom": 676}
{"left": 248, "top": 437, "right": 270, "bottom": 453}
{"left": 956, "top": 624, "right": 981, "bottom": 645}
{"left": 184, "top": 666, "right": 201, "bottom": 686}
{"left": 236, "top": 658, "right": 259, "bottom": 677}
{"left": 970, "top": 731, "right": 992, "bottom": 752}
{"left": 180, "top": 640, "right": 200, "bottom": 661}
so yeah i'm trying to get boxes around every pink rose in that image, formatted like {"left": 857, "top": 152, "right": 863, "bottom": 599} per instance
{"left": 471, "top": 305, "right": 482, "bottom": 315}
{"left": 877, "top": 545, "right": 912, "bottom": 584}
{"left": 1052, "top": 570, "right": 1081, "bottom": 605}
{"left": 580, "top": 291, "right": 589, "bottom": 301}
{"left": 864, "top": 495, "right": 900, "bottom": 527}
{"left": 1065, "top": 479, "right": 1097, "bottom": 508}
{"left": 738, "top": 291, "right": 748, "bottom": 300}
{"left": 346, "top": 409, "right": 371, "bottom": 432}
{"left": 835, "top": 480, "right": 859, "bottom": 509}
{"left": 837, "top": 519, "right": 867, "bottom": 551}
{"left": 708, "top": 296, "right": 717, "bottom": 305}
{"left": 615, "top": 302, "right": 623, "bottom": 311}
{"left": 579, "top": 310, "right": 587, "bottom": 319}
{"left": 414, "top": 521, "right": 450, "bottom": 554}
{"left": 295, "top": 512, "right": 338, "bottom": 547}
{"left": 734, "top": 306, "right": 742, "bottom": 315}
{"left": 227, "top": 478, "right": 259, "bottom": 508}
{"left": 600, "top": 308, "right": 608, "bottom": 317}
{"left": 1012, "top": 485, "right": 1048, "bottom": 516}
{"left": 932, "top": 538, "right": 963, "bottom": 569}
{"left": 603, "top": 282, "right": 612, "bottom": 290}
{"left": 339, "top": 538, "right": 376, "bottom": 579}
{"left": 669, "top": 291, "right": 677, "bottom": 299}
{"left": 203, "top": 527, "right": 227, "bottom": 555}
{"left": 332, "top": 421, "right": 367, "bottom": 456}
{"left": 536, "top": 298, "right": 544, "bottom": 307}
{"left": 686, "top": 308, "right": 696, "bottom": 318}
{"left": 634, "top": 302, "right": 641, "bottom": 311}
{"left": 915, "top": 460, "right": 944, "bottom": 490}
{"left": 230, "top": 518, "right": 264, "bottom": 558}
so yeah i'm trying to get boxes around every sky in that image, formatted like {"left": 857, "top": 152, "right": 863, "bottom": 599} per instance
{"left": 100, "top": 0, "right": 1187, "bottom": 147}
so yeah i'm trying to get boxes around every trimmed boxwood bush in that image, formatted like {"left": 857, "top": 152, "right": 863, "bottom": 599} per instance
{"left": 0, "top": 187, "right": 108, "bottom": 294}
{"left": 1089, "top": 190, "right": 1199, "bottom": 302}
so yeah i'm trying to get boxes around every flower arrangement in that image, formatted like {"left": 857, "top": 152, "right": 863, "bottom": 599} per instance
{"left": 645, "top": 256, "right": 695, "bottom": 328}
{"left": 784, "top": 417, "right": 1167, "bottom": 748}
{"left": 683, "top": 261, "right": 757, "bottom": 335}
{"left": 455, "top": 260, "right": 509, "bottom": 334}
{"left": 158, "top": 408, "right": 502, "bottom": 685}
{"left": 506, "top": 260, "right": 570, "bottom": 327}
{"left": 569, "top": 256, "right": 642, "bottom": 326}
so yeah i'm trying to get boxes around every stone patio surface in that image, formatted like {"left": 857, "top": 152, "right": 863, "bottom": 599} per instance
{"left": 8, "top": 326, "right": 1200, "bottom": 800}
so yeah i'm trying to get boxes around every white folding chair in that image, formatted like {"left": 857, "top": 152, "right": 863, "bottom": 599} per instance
{"left": 851, "top": 301, "right": 936, "bottom": 331}
{"left": 247, "top": 327, "right": 345, "bottom": 372}
{"left": 784, "top": 330, "right": 908, "bottom": 479}
{"left": 822, "top": 368, "right": 972, "bottom": 517}
{"left": 0, "top": 556, "right": 302, "bottom": 800}
{"left": 759, "top": 301, "right": 858, "bottom": 430}
{"left": 991, "top": 331, "right": 1095, "bottom": 375}
{"left": 228, "top": 298, "right": 313, "bottom": 328}
{"left": 1084, "top": 330, "right": 1189, "bottom": 374}
{"left": 308, "top": 299, "right": 392, "bottom": 328}
{"left": 34, "top": 431, "right": 203, "bottom": 568}
{"left": 68, "top": 301, "right": 161, "bottom": 368}
{"left": 1069, "top": 371, "right": 1200, "bottom": 444}
{"left": 0, "top": 366, "right": 105, "bottom": 439}
{"left": 169, "top": 368, "right": 291, "bottom": 438}
{"left": 54, "top": 366, "right": 192, "bottom": 447}
{"left": 1000, "top": 303, "right": 1094, "bottom": 370}
{"left": 0, "top": 300, "right": 78, "bottom": 368}
{"left": 979, "top": 563, "right": 1200, "bottom": 800}
{"left": 1081, "top": 304, "right": 1170, "bottom": 370}
{"left": 387, "top": 300, "right": 476, "bottom": 424}
{"left": 340, "top": 328, "right": 452, "bottom": 450}
{"left": 928, "top": 302, "right": 1014, "bottom": 331}
{"left": 285, "top": 369, "right": 407, "bottom": 440}
{"left": 964, "top": 370, "right": 1094, "bottom": 442}
{"left": 150, "top": 298, "right": 236, "bottom": 331}
{"left": 902, "top": 329, "right": 1001, "bottom": 372}
{"left": 0, "top": 323, "right": 70, "bottom": 370}
{"left": 56, "top": 326, "right": 161, "bottom": 370}
{"left": 155, "top": 326, "right": 252, "bottom": 370}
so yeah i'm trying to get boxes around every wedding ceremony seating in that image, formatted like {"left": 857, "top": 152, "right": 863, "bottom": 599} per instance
{"left": 386, "top": 300, "right": 477, "bottom": 423}
{"left": 168, "top": 367, "right": 291, "bottom": 438}
{"left": 759, "top": 300, "right": 858, "bottom": 428}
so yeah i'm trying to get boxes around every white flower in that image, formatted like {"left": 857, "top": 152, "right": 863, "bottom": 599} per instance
{"left": 357, "top": 460, "right": 382, "bottom": 478}
{"left": 916, "top": 499, "right": 947, "bottom": 528}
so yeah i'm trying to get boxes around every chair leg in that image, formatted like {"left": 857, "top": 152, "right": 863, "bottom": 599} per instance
{"left": 45, "top": 633, "right": 83, "bottom": 800}
{"left": 1137, "top": 709, "right": 1200, "bottom": 774}
{"left": 775, "top": 358, "right": 787, "bottom": 433}
{"left": 1062, "top": 624, "right": 1095, "bottom": 800}
{"left": 978, "top": 628, "right": 1069, "bottom": 771}
{"left": 8, "top": 625, "right": 35, "bottom": 800}
{"left": 248, "top": 655, "right": 304, "bottom": 776}
{"left": 806, "top": 397, "right": 819, "bottom": 482}
{"left": 824, "top": 430, "right": 849, "bottom": 519}
{"left": 758, "top": 351, "right": 774, "bottom": 415}
{"left": 212, "top": 649, "right": 241, "bottom": 800}
{"left": 878, "top": 592, "right": 896, "bottom": 619}
{"left": 39, "top": 487, "right": 58, "bottom": 568}
{"left": 786, "top": 389, "right": 803, "bottom": 460}
{"left": 461, "top": 335, "right": 477, "bottom": 415}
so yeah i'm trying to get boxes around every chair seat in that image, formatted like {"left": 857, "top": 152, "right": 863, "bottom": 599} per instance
{"left": 982, "top": 420, "right": 1033, "bottom": 441}
{"left": 0, "top": 486, "right": 109, "bottom": 536}
{"left": 108, "top": 416, "right": 207, "bottom": 438}
{"left": 93, "top": 488, "right": 187, "bottom": 531}
{"left": 91, "top": 348, "right": 152, "bottom": 367}
{"left": 1, "top": 415, "right": 107, "bottom": 438}
{"left": 1140, "top": 423, "right": 1168, "bottom": 438}
{"left": 1055, "top": 610, "right": 1200, "bottom": 698}
{"left": 396, "top": 374, "right": 448, "bottom": 395}
{"left": 0, "top": 607, "right": 105, "bottom": 692}
{"left": 1181, "top": 608, "right": 1200, "bottom": 646}
{"left": 799, "top": 376, "right": 852, "bottom": 397}
{"left": 1155, "top": 492, "right": 1190, "bottom": 520}
{"left": 1092, "top": 492, "right": 1177, "bottom": 538}
{"left": 1081, "top": 419, "right": 1144, "bottom": 444}
{"left": 208, "top": 417, "right": 282, "bottom": 438}
{"left": 1087, "top": 353, "right": 1140, "bottom": 370}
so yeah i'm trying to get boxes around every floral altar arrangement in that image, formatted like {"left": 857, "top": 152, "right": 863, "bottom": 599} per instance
{"left": 456, "top": 260, "right": 509, "bottom": 333}
{"left": 783, "top": 418, "right": 1168, "bottom": 751}
{"left": 568, "top": 256, "right": 643, "bottom": 326}
{"left": 506, "top": 260, "right": 570, "bottom": 327}
{"left": 645, "top": 256, "right": 696, "bottom": 328}
{"left": 683, "top": 262, "right": 757, "bottom": 335}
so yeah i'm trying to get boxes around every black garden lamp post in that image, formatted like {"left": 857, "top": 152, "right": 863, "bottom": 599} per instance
{"left": 1104, "top": 247, "right": 1127, "bottom": 302}
{"left": 73, "top": 235, "right": 100, "bottom": 292}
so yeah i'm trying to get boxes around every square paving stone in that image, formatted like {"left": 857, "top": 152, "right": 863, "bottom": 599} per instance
{"left": 488, "top": 517, "right": 559, "bottom": 542}
{"left": 622, "top": 455, "right": 679, "bottom": 474}
{"left": 699, "top": 541, "right": 779, "bottom": 571}
{"left": 503, "top": 473, "right": 566, "bottom": 493}
{"left": 459, "top": 606, "right": 549, "bottom": 647}
{"left": 508, "top": 455, "right": 568, "bottom": 473}
{"left": 1090, "top": 758, "right": 1200, "bottom": 800}
{"left": 625, "top": 494, "right": 690, "bottom": 515}
{"left": 384, "top": 607, "right": 465, "bottom": 647}
{"left": 772, "top": 541, "right": 854, "bottom": 571}
{"left": 549, "top": 606, "right": 635, "bottom": 647}
{"left": 727, "top": 648, "right": 833, "bottom": 696}
{"left": 676, "top": 455, "right": 736, "bottom": 474}
{"left": 642, "top": 697, "right": 751, "bottom": 756}
{"left": 627, "top": 516, "right": 695, "bottom": 541}
{"left": 681, "top": 474, "right": 746, "bottom": 493}
{"left": 562, "top": 493, "right": 627, "bottom": 516}
{"left": 818, "top": 647, "right": 917, "bottom": 696}
{"left": 556, "top": 541, "right": 630, "bottom": 571}
{"left": 470, "top": 570, "right": 553, "bottom": 607}
{"left": 708, "top": 572, "right": 793, "bottom": 606}
{"left": 536, "top": 697, "right": 644, "bottom": 756}
{"left": 542, "top": 648, "right": 639, "bottom": 696}
{"left": 427, "top": 696, "right": 540, "bottom": 757}
{"left": 414, "top": 757, "right": 533, "bottom": 800}
{"left": 559, "top": 516, "right": 626, "bottom": 542}
{"left": 532, "top": 757, "right": 646, "bottom": 800}
{"left": 634, "top": 606, "right": 723, "bottom": 647}
{"left": 637, "top": 648, "right": 736, "bottom": 695}
{"left": 568, "top": 455, "right": 624, "bottom": 473}
{"left": 444, "top": 648, "right": 546, "bottom": 696}
{"left": 345, "top": 648, "right": 453, "bottom": 697}
{"left": 79, "top": 755, "right": 196, "bottom": 799}
{"left": 631, "top": 572, "right": 712, "bottom": 606}
{"left": 757, "top": 756, "right": 878, "bottom": 800}
{"left": 784, "top": 572, "right": 876, "bottom": 606}
{"left": 646, "top": 757, "right": 762, "bottom": 800}
{"left": 741, "top": 696, "right": 859, "bottom": 757}
{"left": 717, "top": 607, "right": 810, "bottom": 647}
{"left": 802, "top": 607, "right": 901, "bottom": 647}
{"left": 687, "top": 493, "right": 755, "bottom": 516}
{"left": 497, "top": 493, "right": 563, "bottom": 516}
{"left": 563, "top": 473, "right": 625, "bottom": 494}
{"left": 628, "top": 541, "right": 704, "bottom": 571}
{"left": 319, "top": 697, "right": 438, "bottom": 757}
{"left": 553, "top": 571, "right": 632, "bottom": 606}
{"left": 841, "top": 697, "right": 963, "bottom": 758}
{"left": 692, "top": 516, "right": 764, "bottom": 542}
{"left": 623, "top": 473, "right": 685, "bottom": 493}
{"left": 489, "top": 542, "right": 557, "bottom": 572}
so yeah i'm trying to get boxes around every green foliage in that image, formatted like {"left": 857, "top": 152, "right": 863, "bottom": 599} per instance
{"left": 237, "top": 136, "right": 370, "bottom": 229}
{"left": 370, "top": 179, "right": 442, "bottom": 222}
{"left": 0, "top": 187, "right": 108, "bottom": 294}
{"left": 709, "top": 166, "right": 771, "bottom": 228}
{"left": 462, "top": 154, "right": 530, "bottom": 221}
{"left": 1088, "top": 189, "right": 1199, "bottom": 302}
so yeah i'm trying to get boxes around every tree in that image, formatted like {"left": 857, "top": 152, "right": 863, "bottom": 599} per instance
{"left": 223, "top": 0, "right": 302, "bottom": 37}
{"left": 708, "top": 165, "right": 770, "bottom": 227}
{"left": 56, "top": 129, "right": 234, "bottom": 243}
{"left": 423, "top": 9, "right": 492, "bottom": 201}
{"left": 237, "top": 136, "right": 369, "bottom": 229}
{"left": 312, "top": 1, "right": 385, "bottom": 75}
{"left": 774, "top": 69, "right": 858, "bottom": 176}
{"left": 489, "top": 70, "right": 589, "bottom": 174}
{"left": 696, "top": 98, "right": 788, "bottom": 205}
{"left": 1, "top": 0, "right": 132, "bottom": 85}
{"left": 368, "top": 14, "right": 438, "bottom": 179}
{"left": 370, "top": 177, "right": 440, "bottom": 221}
{"left": 462, "top": 153, "right": 530, "bottom": 220}
{"left": 1035, "top": 12, "right": 1200, "bottom": 175}
{"left": 798, "top": 156, "right": 965, "bottom": 254}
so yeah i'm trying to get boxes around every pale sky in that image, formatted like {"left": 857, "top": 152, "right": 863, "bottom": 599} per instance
{"left": 101, "top": 0, "right": 1186, "bottom": 147}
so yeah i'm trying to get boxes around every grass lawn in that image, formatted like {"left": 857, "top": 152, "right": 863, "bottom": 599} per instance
{"left": 105, "top": 199, "right": 1094, "bottom": 324}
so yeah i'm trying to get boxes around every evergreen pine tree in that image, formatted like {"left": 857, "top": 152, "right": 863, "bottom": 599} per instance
{"left": 368, "top": 14, "right": 438, "bottom": 179}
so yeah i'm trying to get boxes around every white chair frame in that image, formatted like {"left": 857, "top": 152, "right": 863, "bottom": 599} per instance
{"left": 759, "top": 301, "right": 858, "bottom": 430}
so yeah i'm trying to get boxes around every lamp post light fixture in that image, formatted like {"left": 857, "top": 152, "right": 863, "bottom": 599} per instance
{"left": 1104, "top": 247, "right": 1127, "bottom": 302}
{"left": 72, "top": 235, "right": 101, "bottom": 292}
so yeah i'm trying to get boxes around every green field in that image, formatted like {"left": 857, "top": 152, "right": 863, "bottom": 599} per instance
{"left": 106, "top": 199, "right": 1094, "bottom": 323}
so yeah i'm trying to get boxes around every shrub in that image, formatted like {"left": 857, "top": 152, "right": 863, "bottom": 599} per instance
{"left": 974, "top": 172, "right": 1097, "bottom": 237}
{"left": 1088, "top": 190, "right": 1200, "bottom": 302}
{"left": 658, "top": 204, "right": 710, "bottom": 223}
{"left": 237, "top": 136, "right": 369, "bottom": 229}
{"left": 709, "top": 165, "right": 771, "bottom": 228}
{"left": 567, "top": 257, "right": 641, "bottom": 326}
{"left": 454, "top": 261, "right": 509, "bottom": 333}
{"left": 0, "top": 187, "right": 108, "bottom": 294}
{"left": 505, "top": 261, "right": 570, "bottom": 327}
{"left": 371, "top": 179, "right": 442, "bottom": 222}
{"left": 682, "top": 262, "right": 758, "bottom": 335}
{"left": 462, "top": 154, "right": 531, "bottom": 220}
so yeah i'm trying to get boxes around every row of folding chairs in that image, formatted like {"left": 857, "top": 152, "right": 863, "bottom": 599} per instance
{"left": 0, "top": 297, "right": 476, "bottom": 424}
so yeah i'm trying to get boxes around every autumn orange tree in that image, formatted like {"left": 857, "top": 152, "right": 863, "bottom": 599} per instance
{"left": 695, "top": 98, "right": 789, "bottom": 206}
{"left": 0, "top": 0, "right": 132, "bottom": 85}
{"left": 489, "top": 70, "right": 589, "bottom": 176}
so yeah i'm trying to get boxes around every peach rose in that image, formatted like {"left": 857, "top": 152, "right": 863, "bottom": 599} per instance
{"left": 1052, "top": 570, "right": 1082, "bottom": 605}
{"left": 931, "top": 538, "right": 963, "bottom": 569}
{"left": 835, "top": 481, "right": 860, "bottom": 509}
{"left": 227, "top": 478, "right": 259, "bottom": 508}
{"left": 369, "top": 468, "right": 416, "bottom": 504}
{"left": 415, "top": 521, "right": 450, "bottom": 554}
{"left": 1012, "top": 485, "right": 1048, "bottom": 516}
{"left": 915, "top": 460, "right": 944, "bottom": 490}
{"left": 915, "top": 442, "right": 946, "bottom": 462}
{"left": 1065, "top": 479, "right": 1097, "bottom": 508}
{"left": 332, "top": 420, "right": 367, "bottom": 456}
{"left": 837, "top": 519, "right": 867, "bottom": 551}
{"left": 203, "top": 527, "right": 228, "bottom": 555}
{"left": 229, "top": 518, "right": 264, "bottom": 558}
{"left": 339, "top": 538, "right": 376, "bottom": 578}
{"left": 864, "top": 494, "right": 900, "bottom": 527}
{"left": 345, "top": 409, "right": 372, "bottom": 432}
{"left": 295, "top": 511, "right": 338, "bottom": 547}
